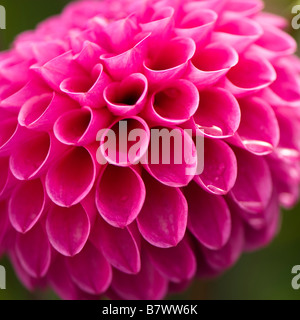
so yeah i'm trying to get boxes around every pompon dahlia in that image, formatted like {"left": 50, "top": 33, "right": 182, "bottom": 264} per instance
{"left": 0, "top": 0, "right": 300, "bottom": 300}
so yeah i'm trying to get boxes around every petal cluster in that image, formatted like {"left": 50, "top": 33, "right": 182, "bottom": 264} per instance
{"left": 0, "top": 0, "right": 300, "bottom": 300}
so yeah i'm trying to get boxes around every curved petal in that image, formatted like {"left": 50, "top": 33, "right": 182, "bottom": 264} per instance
{"left": 95, "top": 165, "right": 146, "bottom": 228}
{"left": 185, "top": 182, "right": 231, "bottom": 250}
{"left": 230, "top": 148, "right": 273, "bottom": 213}
{"left": 101, "top": 33, "right": 150, "bottom": 81}
{"left": 175, "top": 9, "right": 217, "bottom": 46}
{"left": 221, "top": 53, "right": 276, "bottom": 97}
{"left": 18, "top": 92, "right": 78, "bottom": 131}
{"left": 0, "top": 157, "right": 17, "bottom": 200}
{"left": 184, "top": 43, "right": 239, "bottom": 89}
{"left": 9, "top": 179, "right": 45, "bottom": 233}
{"left": 54, "top": 107, "right": 112, "bottom": 146}
{"left": 228, "top": 97, "right": 279, "bottom": 155}
{"left": 34, "top": 51, "right": 83, "bottom": 91}
{"left": 252, "top": 25, "right": 296, "bottom": 60}
{"left": 146, "top": 238, "right": 196, "bottom": 283}
{"left": 243, "top": 191, "right": 280, "bottom": 251}
{"left": 261, "top": 59, "right": 300, "bottom": 108}
{"left": 46, "top": 203, "right": 90, "bottom": 257}
{"left": 137, "top": 172, "right": 188, "bottom": 248}
{"left": 45, "top": 147, "right": 96, "bottom": 207}
{"left": 48, "top": 255, "right": 98, "bottom": 300}
{"left": 143, "top": 37, "right": 196, "bottom": 85}
{"left": 194, "top": 88, "right": 240, "bottom": 138}
{"left": 143, "top": 79, "right": 199, "bottom": 125}
{"left": 10, "top": 132, "right": 67, "bottom": 180}
{"left": 90, "top": 217, "right": 141, "bottom": 274}
{"left": 104, "top": 73, "right": 148, "bottom": 116}
{"left": 194, "top": 139, "right": 237, "bottom": 195}
{"left": 15, "top": 223, "right": 51, "bottom": 278}
{"left": 60, "top": 64, "right": 111, "bottom": 108}
{"left": 212, "top": 17, "right": 263, "bottom": 53}
{"left": 66, "top": 241, "right": 112, "bottom": 295}
{"left": 143, "top": 126, "right": 198, "bottom": 187}
{"left": 111, "top": 251, "right": 168, "bottom": 300}
{"left": 201, "top": 210, "right": 244, "bottom": 271}
{"left": 225, "top": 0, "right": 264, "bottom": 18}
{"left": 0, "top": 202, "right": 9, "bottom": 244}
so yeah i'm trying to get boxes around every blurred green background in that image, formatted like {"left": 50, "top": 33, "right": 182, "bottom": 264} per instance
{"left": 0, "top": 0, "right": 300, "bottom": 300}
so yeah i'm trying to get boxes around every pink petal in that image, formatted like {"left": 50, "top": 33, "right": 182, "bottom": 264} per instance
{"left": 34, "top": 51, "right": 83, "bottom": 91}
{"left": 66, "top": 241, "right": 112, "bottom": 295}
{"left": 0, "top": 202, "right": 9, "bottom": 244}
{"left": 194, "top": 139, "right": 237, "bottom": 195}
{"left": 244, "top": 192, "right": 280, "bottom": 251}
{"left": 73, "top": 41, "right": 105, "bottom": 72}
{"left": 95, "top": 165, "right": 146, "bottom": 228}
{"left": 261, "top": 59, "right": 300, "bottom": 108}
{"left": 143, "top": 126, "right": 198, "bottom": 187}
{"left": 230, "top": 148, "right": 273, "bottom": 213}
{"left": 9, "top": 179, "right": 45, "bottom": 233}
{"left": 0, "top": 157, "right": 17, "bottom": 200}
{"left": 146, "top": 238, "right": 196, "bottom": 283}
{"left": 175, "top": 9, "right": 217, "bottom": 46}
{"left": 46, "top": 203, "right": 90, "bottom": 257}
{"left": 90, "top": 216, "right": 141, "bottom": 274}
{"left": 101, "top": 33, "right": 150, "bottom": 81}
{"left": 137, "top": 172, "right": 188, "bottom": 248}
{"left": 221, "top": 53, "right": 276, "bottom": 97}
{"left": 252, "top": 25, "right": 296, "bottom": 60}
{"left": 18, "top": 92, "right": 78, "bottom": 131}
{"left": 104, "top": 73, "right": 148, "bottom": 117}
{"left": 228, "top": 97, "right": 279, "bottom": 155}
{"left": 45, "top": 147, "right": 96, "bottom": 207}
{"left": 60, "top": 64, "right": 111, "bottom": 108}
{"left": 225, "top": 0, "right": 264, "bottom": 18}
{"left": 15, "top": 223, "right": 51, "bottom": 278}
{"left": 212, "top": 17, "right": 263, "bottom": 53}
{"left": 143, "top": 79, "right": 199, "bottom": 125}
{"left": 10, "top": 132, "right": 68, "bottom": 180}
{"left": 48, "top": 255, "right": 97, "bottom": 300}
{"left": 194, "top": 88, "right": 241, "bottom": 138}
{"left": 185, "top": 182, "right": 231, "bottom": 250}
{"left": 143, "top": 37, "right": 196, "bottom": 85}
{"left": 54, "top": 107, "right": 111, "bottom": 146}
{"left": 183, "top": 0, "right": 226, "bottom": 14}
{"left": 111, "top": 251, "right": 168, "bottom": 300}
{"left": 184, "top": 43, "right": 239, "bottom": 89}
{"left": 202, "top": 210, "right": 244, "bottom": 271}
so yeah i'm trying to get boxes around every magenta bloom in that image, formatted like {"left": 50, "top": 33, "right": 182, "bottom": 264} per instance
{"left": 0, "top": 0, "right": 300, "bottom": 300}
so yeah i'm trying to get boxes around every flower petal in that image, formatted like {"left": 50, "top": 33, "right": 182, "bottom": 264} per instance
{"left": 185, "top": 182, "right": 231, "bottom": 250}
{"left": 9, "top": 179, "right": 45, "bottom": 233}
{"left": 95, "top": 165, "right": 146, "bottom": 228}
{"left": 194, "top": 139, "right": 237, "bottom": 195}
{"left": 45, "top": 147, "right": 96, "bottom": 207}
{"left": 90, "top": 217, "right": 141, "bottom": 274}
{"left": 46, "top": 204, "right": 90, "bottom": 257}
{"left": 137, "top": 172, "right": 188, "bottom": 248}
{"left": 66, "top": 241, "right": 112, "bottom": 295}
{"left": 15, "top": 223, "right": 51, "bottom": 278}
{"left": 230, "top": 148, "right": 273, "bottom": 213}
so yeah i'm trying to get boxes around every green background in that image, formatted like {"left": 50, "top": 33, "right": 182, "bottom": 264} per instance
{"left": 0, "top": 0, "right": 300, "bottom": 300}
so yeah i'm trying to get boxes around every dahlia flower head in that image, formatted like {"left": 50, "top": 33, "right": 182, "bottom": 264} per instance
{"left": 0, "top": 0, "right": 300, "bottom": 300}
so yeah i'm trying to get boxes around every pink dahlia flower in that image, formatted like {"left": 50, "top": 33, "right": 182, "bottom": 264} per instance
{"left": 0, "top": 0, "right": 300, "bottom": 300}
